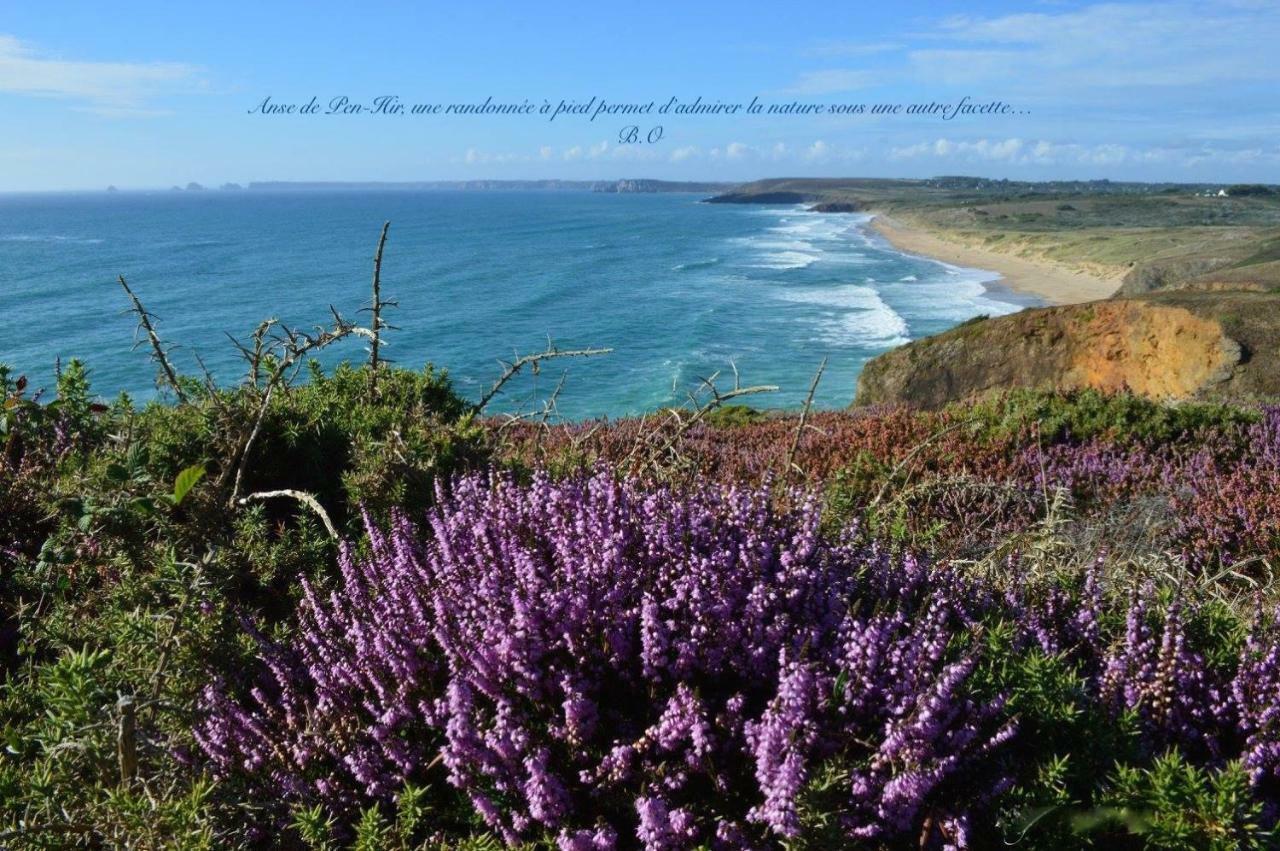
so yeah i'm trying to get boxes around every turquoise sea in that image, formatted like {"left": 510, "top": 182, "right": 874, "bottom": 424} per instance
{"left": 0, "top": 191, "right": 1037, "bottom": 418}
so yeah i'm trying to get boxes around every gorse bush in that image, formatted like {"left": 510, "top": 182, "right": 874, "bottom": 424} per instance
{"left": 959, "top": 388, "right": 1259, "bottom": 446}
{"left": 199, "top": 469, "right": 1280, "bottom": 850}
{"left": 135, "top": 360, "right": 485, "bottom": 526}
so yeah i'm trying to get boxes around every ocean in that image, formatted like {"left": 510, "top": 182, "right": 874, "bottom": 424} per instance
{"left": 0, "top": 190, "right": 1036, "bottom": 419}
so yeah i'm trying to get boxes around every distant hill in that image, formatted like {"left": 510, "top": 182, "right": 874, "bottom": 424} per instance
{"left": 707, "top": 177, "right": 1280, "bottom": 298}
{"left": 246, "top": 179, "right": 734, "bottom": 193}
{"left": 703, "top": 176, "right": 1237, "bottom": 205}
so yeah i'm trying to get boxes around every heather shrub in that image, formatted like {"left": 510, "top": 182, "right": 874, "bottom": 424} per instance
{"left": 501, "top": 391, "right": 1280, "bottom": 569}
{"left": 199, "top": 470, "right": 1280, "bottom": 849}
{"left": 198, "top": 470, "right": 1015, "bottom": 847}
{"left": 1167, "top": 407, "right": 1280, "bottom": 568}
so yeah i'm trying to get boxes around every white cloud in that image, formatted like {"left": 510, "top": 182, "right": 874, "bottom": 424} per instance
{"left": 781, "top": 69, "right": 878, "bottom": 96}
{"left": 804, "top": 140, "right": 831, "bottom": 162}
{"left": 0, "top": 34, "right": 202, "bottom": 114}
{"left": 669, "top": 145, "right": 698, "bottom": 163}
{"left": 892, "top": 137, "right": 1083, "bottom": 164}
{"left": 889, "top": 136, "right": 1280, "bottom": 169}
{"left": 803, "top": 41, "right": 900, "bottom": 58}
{"left": 539, "top": 146, "right": 553, "bottom": 160}
{"left": 915, "top": 2, "right": 1280, "bottom": 90}
{"left": 726, "top": 142, "right": 752, "bottom": 160}
{"left": 460, "top": 147, "right": 541, "bottom": 165}
{"left": 773, "top": 1, "right": 1277, "bottom": 163}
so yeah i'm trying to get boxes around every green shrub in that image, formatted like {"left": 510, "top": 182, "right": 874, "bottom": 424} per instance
{"left": 1097, "top": 754, "right": 1268, "bottom": 850}
{"left": 958, "top": 389, "right": 1258, "bottom": 446}
{"left": 703, "top": 404, "right": 766, "bottom": 428}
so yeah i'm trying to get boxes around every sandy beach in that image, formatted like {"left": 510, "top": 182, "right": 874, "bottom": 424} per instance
{"left": 869, "top": 214, "right": 1122, "bottom": 305}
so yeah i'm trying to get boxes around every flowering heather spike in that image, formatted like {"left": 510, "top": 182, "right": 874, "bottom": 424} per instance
{"left": 198, "top": 467, "right": 1280, "bottom": 847}
{"left": 744, "top": 658, "right": 821, "bottom": 837}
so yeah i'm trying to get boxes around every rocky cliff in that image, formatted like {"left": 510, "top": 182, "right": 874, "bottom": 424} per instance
{"left": 855, "top": 292, "right": 1280, "bottom": 409}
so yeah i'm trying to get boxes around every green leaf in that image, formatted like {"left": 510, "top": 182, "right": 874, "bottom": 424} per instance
{"left": 131, "top": 497, "right": 158, "bottom": 515}
{"left": 172, "top": 464, "right": 206, "bottom": 506}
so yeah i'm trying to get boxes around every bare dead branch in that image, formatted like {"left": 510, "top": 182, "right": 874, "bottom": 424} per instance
{"left": 646, "top": 382, "right": 777, "bottom": 464}
{"left": 869, "top": 417, "right": 979, "bottom": 510}
{"left": 225, "top": 380, "right": 278, "bottom": 501}
{"left": 539, "top": 371, "right": 569, "bottom": 426}
{"left": 784, "top": 357, "right": 827, "bottom": 481}
{"left": 116, "top": 275, "right": 186, "bottom": 401}
{"left": 367, "top": 221, "right": 392, "bottom": 397}
{"left": 238, "top": 489, "right": 340, "bottom": 540}
{"left": 117, "top": 696, "right": 137, "bottom": 787}
{"left": 475, "top": 344, "right": 612, "bottom": 413}
{"left": 225, "top": 309, "right": 369, "bottom": 502}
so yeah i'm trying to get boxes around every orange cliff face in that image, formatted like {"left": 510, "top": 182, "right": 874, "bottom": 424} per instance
{"left": 1061, "top": 302, "right": 1239, "bottom": 399}
{"left": 852, "top": 293, "right": 1280, "bottom": 409}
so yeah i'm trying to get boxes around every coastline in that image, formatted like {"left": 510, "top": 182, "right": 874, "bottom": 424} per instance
{"left": 868, "top": 213, "right": 1122, "bottom": 305}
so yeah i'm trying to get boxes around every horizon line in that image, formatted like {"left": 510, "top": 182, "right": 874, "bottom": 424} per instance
{"left": 3, "top": 174, "right": 1277, "bottom": 196}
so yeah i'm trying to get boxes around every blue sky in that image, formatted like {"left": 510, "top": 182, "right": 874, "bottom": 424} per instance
{"left": 2, "top": 0, "right": 1278, "bottom": 190}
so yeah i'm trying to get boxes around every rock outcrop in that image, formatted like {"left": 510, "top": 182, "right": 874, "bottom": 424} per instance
{"left": 704, "top": 191, "right": 812, "bottom": 205}
{"left": 854, "top": 292, "right": 1280, "bottom": 408}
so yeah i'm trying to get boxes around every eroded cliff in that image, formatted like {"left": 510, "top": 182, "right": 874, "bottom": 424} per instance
{"left": 855, "top": 292, "right": 1280, "bottom": 408}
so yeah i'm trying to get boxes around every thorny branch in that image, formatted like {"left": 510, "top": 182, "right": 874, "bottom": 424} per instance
{"left": 225, "top": 308, "right": 371, "bottom": 503}
{"left": 365, "top": 221, "right": 395, "bottom": 398}
{"left": 625, "top": 368, "right": 777, "bottom": 474}
{"left": 475, "top": 343, "right": 612, "bottom": 413}
{"left": 784, "top": 357, "right": 827, "bottom": 481}
{"left": 116, "top": 275, "right": 187, "bottom": 402}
